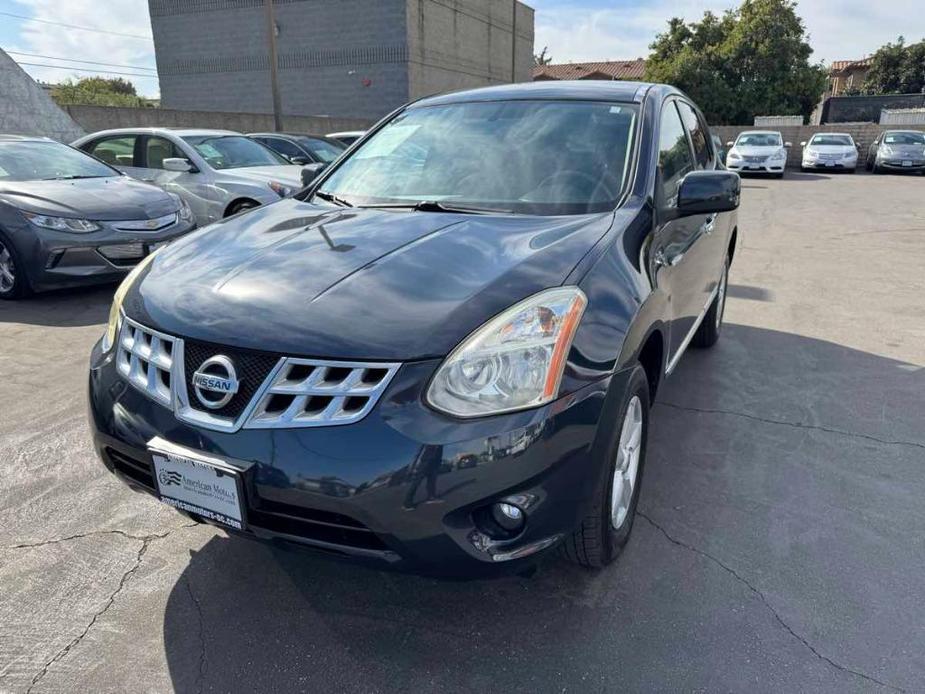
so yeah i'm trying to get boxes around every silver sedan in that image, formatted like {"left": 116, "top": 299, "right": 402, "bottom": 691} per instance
{"left": 72, "top": 128, "right": 307, "bottom": 226}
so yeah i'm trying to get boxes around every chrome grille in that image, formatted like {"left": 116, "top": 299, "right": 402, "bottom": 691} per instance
{"left": 744, "top": 155, "right": 766, "bottom": 163}
{"left": 112, "top": 316, "right": 400, "bottom": 432}
{"left": 116, "top": 317, "right": 177, "bottom": 407}
{"left": 246, "top": 359, "right": 400, "bottom": 428}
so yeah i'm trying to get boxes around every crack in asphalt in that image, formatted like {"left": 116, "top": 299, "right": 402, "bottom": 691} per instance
{"left": 637, "top": 512, "right": 904, "bottom": 693}
{"left": 23, "top": 524, "right": 197, "bottom": 693}
{"left": 186, "top": 576, "right": 207, "bottom": 694}
{"left": 657, "top": 401, "right": 925, "bottom": 451}
{"left": 7, "top": 523, "right": 198, "bottom": 551}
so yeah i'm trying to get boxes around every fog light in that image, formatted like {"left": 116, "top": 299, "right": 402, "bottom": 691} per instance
{"left": 492, "top": 502, "right": 525, "bottom": 532}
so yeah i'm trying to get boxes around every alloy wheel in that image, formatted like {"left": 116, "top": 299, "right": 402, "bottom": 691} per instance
{"left": 0, "top": 241, "right": 15, "bottom": 294}
{"left": 610, "top": 395, "right": 643, "bottom": 530}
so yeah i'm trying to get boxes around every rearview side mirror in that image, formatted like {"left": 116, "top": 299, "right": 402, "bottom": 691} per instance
{"left": 800, "top": 141, "right": 807, "bottom": 147}
{"left": 163, "top": 157, "right": 194, "bottom": 173}
{"left": 301, "top": 163, "right": 327, "bottom": 186}
{"left": 726, "top": 141, "right": 734, "bottom": 147}
{"left": 677, "top": 171, "right": 741, "bottom": 217}
{"left": 784, "top": 142, "right": 793, "bottom": 148}
{"left": 290, "top": 155, "right": 311, "bottom": 165}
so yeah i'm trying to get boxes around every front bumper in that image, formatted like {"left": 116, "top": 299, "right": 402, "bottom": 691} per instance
{"left": 89, "top": 338, "right": 619, "bottom": 577}
{"left": 877, "top": 159, "right": 925, "bottom": 172}
{"left": 726, "top": 159, "right": 785, "bottom": 174}
{"left": 802, "top": 158, "right": 856, "bottom": 170}
{"left": 9, "top": 217, "right": 196, "bottom": 292}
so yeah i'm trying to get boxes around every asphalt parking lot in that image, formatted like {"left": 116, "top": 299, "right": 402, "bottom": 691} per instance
{"left": 1, "top": 171, "right": 923, "bottom": 693}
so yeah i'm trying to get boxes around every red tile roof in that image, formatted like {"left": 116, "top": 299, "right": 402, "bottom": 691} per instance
{"left": 533, "top": 59, "right": 647, "bottom": 82}
{"left": 829, "top": 58, "right": 872, "bottom": 74}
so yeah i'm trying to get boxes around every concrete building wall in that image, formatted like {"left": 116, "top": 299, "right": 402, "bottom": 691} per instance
{"left": 406, "top": 0, "right": 534, "bottom": 101}
{"left": 149, "top": 0, "right": 533, "bottom": 122}
{"left": 0, "top": 49, "right": 84, "bottom": 142}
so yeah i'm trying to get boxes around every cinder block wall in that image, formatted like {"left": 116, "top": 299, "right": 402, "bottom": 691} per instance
{"left": 712, "top": 123, "right": 925, "bottom": 168}
{"left": 61, "top": 105, "right": 372, "bottom": 139}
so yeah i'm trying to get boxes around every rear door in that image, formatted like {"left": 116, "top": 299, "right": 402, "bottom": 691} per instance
{"left": 651, "top": 99, "right": 714, "bottom": 370}
{"left": 82, "top": 134, "right": 146, "bottom": 180}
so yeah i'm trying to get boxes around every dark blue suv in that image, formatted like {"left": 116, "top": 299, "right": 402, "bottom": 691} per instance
{"left": 89, "top": 81, "right": 740, "bottom": 577}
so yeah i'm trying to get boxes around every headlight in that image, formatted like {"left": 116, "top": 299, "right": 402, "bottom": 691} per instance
{"left": 843, "top": 151, "right": 856, "bottom": 159}
{"left": 804, "top": 149, "right": 818, "bottom": 158}
{"left": 881, "top": 146, "right": 894, "bottom": 156}
{"left": 728, "top": 151, "right": 741, "bottom": 160}
{"left": 771, "top": 150, "right": 787, "bottom": 161}
{"left": 23, "top": 212, "right": 100, "bottom": 233}
{"left": 268, "top": 181, "right": 294, "bottom": 198}
{"left": 426, "top": 287, "right": 587, "bottom": 417}
{"left": 101, "top": 250, "right": 160, "bottom": 352}
{"left": 171, "top": 194, "right": 194, "bottom": 223}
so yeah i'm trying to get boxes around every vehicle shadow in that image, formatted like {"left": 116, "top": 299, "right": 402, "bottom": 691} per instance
{"left": 0, "top": 283, "right": 114, "bottom": 327}
{"left": 160, "top": 324, "right": 924, "bottom": 692}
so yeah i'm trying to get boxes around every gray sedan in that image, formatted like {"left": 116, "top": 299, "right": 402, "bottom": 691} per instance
{"left": 72, "top": 129, "right": 307, "bottom": 226}
{"left": 866, "top": 130, "right": 925, "bottom": 174}
{"left": 0, "top": 135, "right": 196, "bottom": 299}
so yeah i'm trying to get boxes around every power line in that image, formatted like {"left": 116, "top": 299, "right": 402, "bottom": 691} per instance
{"left": 6, "top": 50, "right": 156, "bottom": 72}
{"left": 16, "top": 61, "right": 159, "bottom": 79}
{"left": 0, "top": 11, "right": 152, "bottom": 40}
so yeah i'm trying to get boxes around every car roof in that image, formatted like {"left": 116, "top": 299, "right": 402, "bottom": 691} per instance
{"left": 77, "top": 127, "right": 241, "bottom": 139}
{"left": 412, "top": 80, "right": 661, "bottom": 108}
{"left": 248, "top": 132, "right": 330, "bottom": 140}
{"left": 811, "top": 132, "right": 853, "bottom": 137}
{"left": 737, "top": 130, "right": 782, "bottom": 136}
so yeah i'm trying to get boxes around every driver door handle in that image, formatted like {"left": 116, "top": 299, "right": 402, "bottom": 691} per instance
{"left": 702, "top": 215, "right": 717, "bottom": 235}
{"left": 655, "top": 249, "right": 682, "bottom": 268}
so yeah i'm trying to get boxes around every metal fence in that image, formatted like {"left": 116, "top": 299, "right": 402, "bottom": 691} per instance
{"left": 880, "top": 108, "right": 925, "bottom": 126}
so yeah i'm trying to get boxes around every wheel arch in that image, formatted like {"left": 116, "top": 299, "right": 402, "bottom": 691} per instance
{"left": 224, "top": 197, "right": 260, "bottom": 217}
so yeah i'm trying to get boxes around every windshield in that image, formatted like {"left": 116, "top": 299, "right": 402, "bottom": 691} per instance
{"left": 183, "top": 135, "right": 289, "bottom": 170}
{"left": 884, "top": 132, "right": 925, "bottom": 145}
{"left": 297, "top": 137, "right": 345, "bottom": 163}
{"left": 314, "top": 100, "right": 639, "bottom": 215}
{"left": 736, "top": 133, "right": 782, "bottom": 147}
{"left": 810, "top": 135, "right": 853, "bottom": 146}
{"left": 0, "top": 141, "right": 118, "bottom": 182}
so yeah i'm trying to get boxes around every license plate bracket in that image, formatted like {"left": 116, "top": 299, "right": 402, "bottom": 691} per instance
{"left": 149, "top": 437, "right": 246, "bottom": 530}
{"left": 902, "top": 160, "right": 912, "bottom": 167}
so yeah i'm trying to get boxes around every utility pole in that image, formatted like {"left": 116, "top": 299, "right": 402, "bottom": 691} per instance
{"left": 511, "top": 0, "right": 517, "bottom": 83}
{"left": 264, "top": 0, "right": 283, "bottom": 131}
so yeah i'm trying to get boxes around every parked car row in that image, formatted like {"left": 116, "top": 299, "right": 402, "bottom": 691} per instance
{"left": 725, "top": 128, "right": 925, "bottom": 176}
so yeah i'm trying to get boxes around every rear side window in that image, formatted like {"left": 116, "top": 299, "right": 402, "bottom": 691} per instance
{"left": 677, "top": 102, "right": 711, "bottom": 169}
{"left": 260, "top": 137, "right": 303, "bottom": 161}
{"left": 86, "top": 136, "right": 138, "bottom": 167}
{"left": 656, "top": 102, "right": 694, "bottom": 209}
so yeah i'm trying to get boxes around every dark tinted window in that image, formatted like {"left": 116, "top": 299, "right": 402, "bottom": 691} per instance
{"left": 261, "top": 137, "right": 303, "bottom": 161}
{"left": 677, "top": 102, "right": 711, "bottom": 169}
{"left": 182, "top": 135, "right": 288, "bottom": 169}
{"left": 656, "top": 102, "right": 694, "bottom": 209}
{"left": 297, "top": 137, "right": 345, "bottom": 163}
{"left": 87, "top": 135, "right": 138, "bottom": 167}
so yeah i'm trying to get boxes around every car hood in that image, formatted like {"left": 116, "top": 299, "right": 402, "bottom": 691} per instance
{"left": 733, "top": 145, "right": 784, "bottom": 157}
{"left": 0, "top": 175, "right": 178, "bottom": 220}
{"left": 125, "top": 199, "right": 613, "bottom": 360}
{"left": 881, "top": 143, "right": 925, "bottom": 156}
{"left": 805, "top": 145, "right": 855, "bottom": 154}
{"left": 221, "top": 165, "right": 305, "bottom": 187}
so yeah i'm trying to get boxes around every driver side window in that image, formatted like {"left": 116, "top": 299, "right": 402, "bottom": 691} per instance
{"left": 656, "top": 102, "right": 695, "bottom": 210}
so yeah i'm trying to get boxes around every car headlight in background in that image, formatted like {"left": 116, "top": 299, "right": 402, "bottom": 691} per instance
{"left": 23, "top": 212, "right": 100, "bottom": 233}
{"left": 101, "top": 250, "right": 160, "bottom": 352}
{"left": 728, "top": 151, "right": 742, "bottom": 160}
{"left": 426, "top": 287, "right": 587, "bottom": 417}
{"left": 268, "top": 181, "right": 295, "bottom": 198}
{"left": 771, "top": 150, "right": 787, "bottom": 161}
{"left": 170, "top": 193, "right": 194, "bottom": 223}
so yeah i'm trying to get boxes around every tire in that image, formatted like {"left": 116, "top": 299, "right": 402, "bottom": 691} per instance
{"left": 561, "top": 365, "right": 650, "bottom": 568}
{"left": 225, "top": 199, "right": 260, "bottom": 217}
{"left": 0, "top": 235, "right": 30, "bottom": 300}
{"left": 692, "top": 258, "right": 728, "bottom": 349}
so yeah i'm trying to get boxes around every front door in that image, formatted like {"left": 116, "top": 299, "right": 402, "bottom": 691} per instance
{"left": 140, "top": 136, "right": 217, "bottom": 225}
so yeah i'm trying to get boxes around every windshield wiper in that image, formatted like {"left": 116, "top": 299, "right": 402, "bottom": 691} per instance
{"left": 42, "top": 175, "right": 107, "bottom": 180}
{"left": 357, "top": 200, "right": 510, "bottom": 215}
{"left": 313, "top": 191, "right": 354, "bottom": 207}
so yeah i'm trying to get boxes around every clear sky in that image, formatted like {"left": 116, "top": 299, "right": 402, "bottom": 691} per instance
{"left": 0, "top": 0, "right": 921, "bottom": 99}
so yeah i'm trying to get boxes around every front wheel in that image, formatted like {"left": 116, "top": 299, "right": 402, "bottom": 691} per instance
{"left": 561, "top": 366, "right": 650, "bottom": 568}
{"left": 692, "top": 259, "right": 728, "bottom": 348}
{"left": 0, "top": 236, "right": 29, "bottom": 300}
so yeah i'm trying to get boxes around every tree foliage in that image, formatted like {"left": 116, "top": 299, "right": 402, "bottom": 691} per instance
{"left": 534, "top": 47, "right": 552, "bottom": 66}
{"left": 51, "top": 77, "right": 148, "bottom": 107}
{"left": 862, "top": 37, "right": 925, "bottom": 95}
{"left": 644, "top": 0, "right": 827, "bottom": 124}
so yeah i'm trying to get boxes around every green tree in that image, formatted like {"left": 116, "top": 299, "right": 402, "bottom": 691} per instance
{"left": 51, "top": 77, "right": 148, "bottom": 107}
{"left": 863, "top": 37, "right": 925, "bottom": 94}
{"left": 644, "top": 0, "right": 827, "bottom": 124}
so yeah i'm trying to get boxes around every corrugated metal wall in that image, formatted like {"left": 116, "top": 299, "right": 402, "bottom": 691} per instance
{"left": 880, "top": 109, "right": 925, "bottom": 125}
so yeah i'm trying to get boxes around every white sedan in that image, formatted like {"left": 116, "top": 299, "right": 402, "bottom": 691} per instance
{"left": 725, "top": 131, "right": 790, "bottom": 178}
{"left": 800, "top": 133, "right": 859, "bottom": 173}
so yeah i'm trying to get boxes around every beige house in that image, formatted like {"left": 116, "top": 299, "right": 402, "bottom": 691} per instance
{"left": 828, "top": 58, "right": 871, "bottom": 96}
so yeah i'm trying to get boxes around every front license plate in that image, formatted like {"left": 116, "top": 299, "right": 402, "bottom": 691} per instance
{"left": 902, "top": 160, "right": 912, "bottom": 167}
{"left": 150, "top": 439, "right": 245, "bottom": 530}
